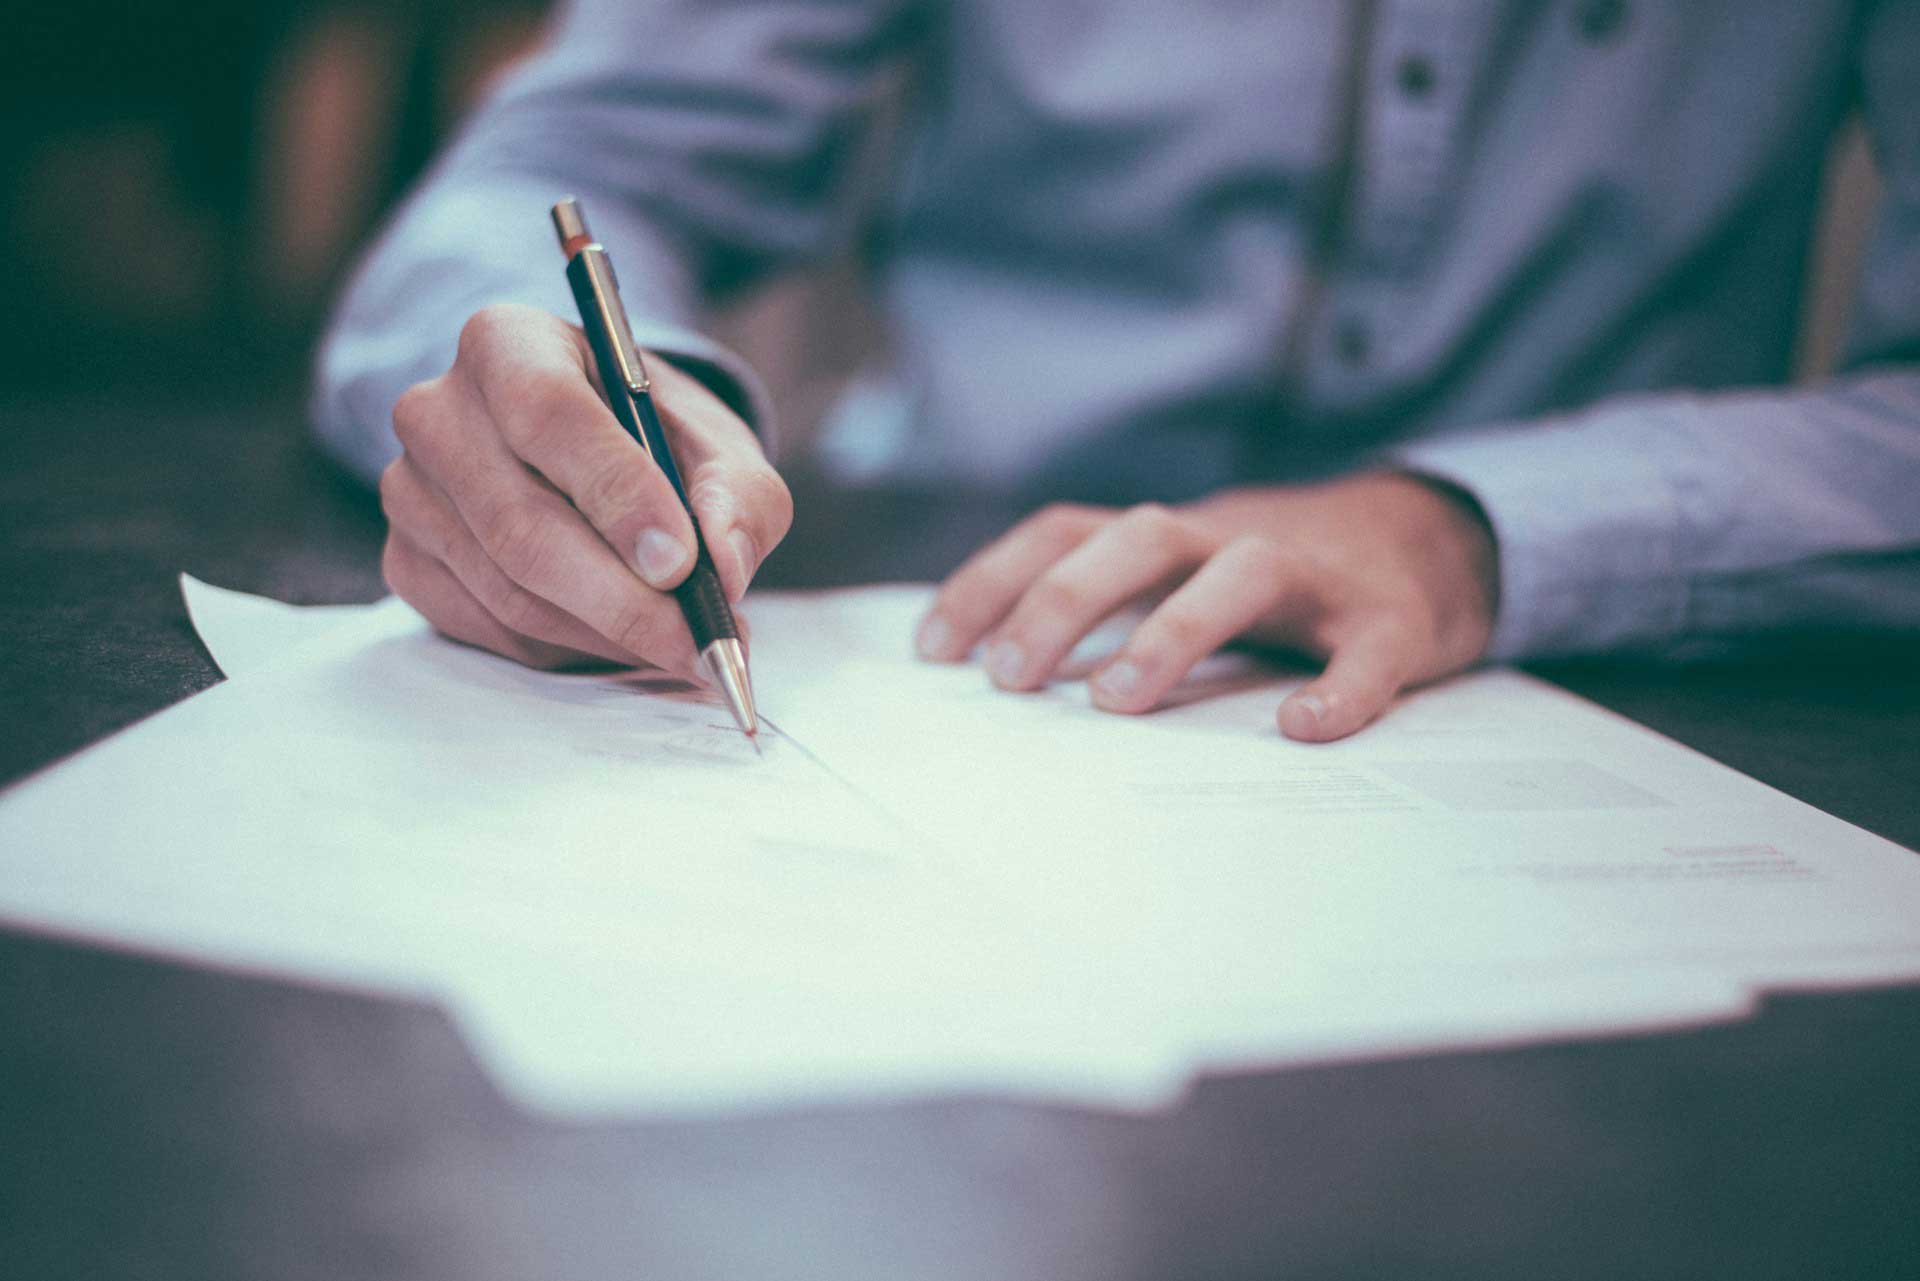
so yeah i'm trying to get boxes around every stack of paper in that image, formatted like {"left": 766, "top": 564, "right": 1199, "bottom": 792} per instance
{"left": 0, "top": 577, "right": 1915, "bottom": 1117}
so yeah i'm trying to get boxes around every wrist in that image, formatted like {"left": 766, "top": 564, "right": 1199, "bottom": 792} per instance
{"left": 1375, "top": 470, "right": 1501, "bottom": 663}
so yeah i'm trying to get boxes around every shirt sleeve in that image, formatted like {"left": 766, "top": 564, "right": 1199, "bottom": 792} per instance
{"left": 310, "top": 0, "right": 920, "bottom": 485}
{"left": 1394, "top": 0, "right": 1920, "bottom": 662}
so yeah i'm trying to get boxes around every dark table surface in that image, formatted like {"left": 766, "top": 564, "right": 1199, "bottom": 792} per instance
{"left": 3, "top": 396, "right": 1919, "bottom": 1280}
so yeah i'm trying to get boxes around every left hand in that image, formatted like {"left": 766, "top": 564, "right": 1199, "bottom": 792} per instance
{"left": 914, "top": 472, "right": 1500, "bottom": 741}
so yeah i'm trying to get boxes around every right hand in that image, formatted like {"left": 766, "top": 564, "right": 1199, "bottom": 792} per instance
{"left": 378, "top": 303, "right": 791, "bottom": 675}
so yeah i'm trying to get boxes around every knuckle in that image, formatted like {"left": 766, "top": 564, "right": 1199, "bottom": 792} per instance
{"left": 1148, "top": 608, "right": 1210, "bottom": 656}
{"left": 604, "top": 599, "right": 669, "bottom": 659}
{"left": 500, "top": 371, "right": 594, "bottom": 453}
{"left": 478, "top": 499, "right": 557, "bottom": 582}
{"left": 1370, "top": 611, "right": 1431, "bottom": 658}
{"left": 487, "top": 581, "right": 551, "bottom": 636}
{"left": 390, "top": 382, "right": 440, "bottom": 449}
{"left": 1120, "top": 502, "right": 1182, "bottom": 548}
{"left": 1026, "top": 573, "right": 1090, "bottom": 621}
{"left": 456, "top": 303, "right": 530, "bottom": 364}
{"left": 574, "top": 459, "right": 659, "bottom": 527}
{"left": 685, "top": 473, "right": 727, "bottom": 515}
{"left": 737, "top": 467, "right": 794, "bottom": 539}
{"left": 1033, "top": 502, "right": 1095, "bottom": 543}
{"left": 1226, "top": 534, "right": 1293, "bottom": 582}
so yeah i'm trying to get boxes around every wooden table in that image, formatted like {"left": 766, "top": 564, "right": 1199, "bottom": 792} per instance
{"left": 4, "top": 396, "right": 1917, "bottom": 1280}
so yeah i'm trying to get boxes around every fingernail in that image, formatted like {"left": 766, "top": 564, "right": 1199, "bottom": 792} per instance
{"left": 986, "top": 640, "right": 1027, "bottom": 686}
{"left": 727, "top": 530, "right": 759, "bottom": 600}
{"left": 915, "top": 614, "right": 955, "bottom": 660}
{"left": 1282, "top": 692, "right": 1327, "bottom": 736}
{"left": 634, "top": 529, "right": 690, "bottom": 588}
{"left": 1093, "top": 660, "right": 1141, "bottom": 703}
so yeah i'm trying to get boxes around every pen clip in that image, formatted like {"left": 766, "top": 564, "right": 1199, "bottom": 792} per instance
{"left": 583, "top": 253, "right": 653, "bottom": 395}
{"left": 553, "top": 198, "right": 652, "bottom": 395}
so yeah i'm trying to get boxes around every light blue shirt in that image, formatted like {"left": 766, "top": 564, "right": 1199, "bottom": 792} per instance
{"left": 314, "top": 0, "right": 1920, "bottom": 661}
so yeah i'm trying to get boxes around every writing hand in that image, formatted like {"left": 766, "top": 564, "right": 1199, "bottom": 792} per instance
{"left": 378, "top": 304, "right": 791, "bottom": 673}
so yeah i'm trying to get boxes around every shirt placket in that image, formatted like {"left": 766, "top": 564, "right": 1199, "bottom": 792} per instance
{"left": 1303, "top": 0, "right": 1498, "bottom": 413}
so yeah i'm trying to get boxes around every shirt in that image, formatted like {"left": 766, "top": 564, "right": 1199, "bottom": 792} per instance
{"left": 312, "top": 0, "right": 1920, "bottom": 661}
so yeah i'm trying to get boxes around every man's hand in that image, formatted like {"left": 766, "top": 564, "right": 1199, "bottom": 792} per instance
{"left": 915, "top": 473, "right": 1499, "bottom": 741}
{"left": 378, "top": 304, "right": 791, "bottom": 674}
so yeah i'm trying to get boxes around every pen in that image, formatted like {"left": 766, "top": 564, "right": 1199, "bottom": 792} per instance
{"left": 551, "top": 196, "right": 759, "bottom": 743}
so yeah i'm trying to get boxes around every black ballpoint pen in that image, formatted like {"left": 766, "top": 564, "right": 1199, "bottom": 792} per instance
{"left": 551, "top": 197, "right": 759, "bottom": 743}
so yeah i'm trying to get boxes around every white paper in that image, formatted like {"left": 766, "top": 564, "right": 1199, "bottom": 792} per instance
{"left": 8, "top": 587, "right": 1183, "bottom": 1113}
{"left": 2, "top": 581, "right": 1916, "bottom": 1119}
{"left": 754, "top": 589, "right": 1920, "bottom": 1081}
{"left": 181, "top": 574, "right": 378, "bottom": 677}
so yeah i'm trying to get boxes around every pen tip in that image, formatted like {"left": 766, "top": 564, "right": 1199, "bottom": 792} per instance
{"left": 700, "top": 638, "right": 759, "bottom": 744}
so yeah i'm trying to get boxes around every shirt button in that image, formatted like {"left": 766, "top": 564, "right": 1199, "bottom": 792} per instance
{"left": 1394, "top": 54, "right": 1437, "bottom": 100}
{"left": 1335, "top": 318, "right": 1372, "bottom": 367}
{"left": 1575, "top": 0, "right": 1629, "bottom": 43}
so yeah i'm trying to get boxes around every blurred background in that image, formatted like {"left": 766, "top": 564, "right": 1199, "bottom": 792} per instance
{"left": 2, "top": 0, "right": 548, "bottom": 400}
{"left": 0, "top": 0, "right": 880, "bottom": 446}
{"left": 0, "top": 1, "right": 1884, "bottom": 442}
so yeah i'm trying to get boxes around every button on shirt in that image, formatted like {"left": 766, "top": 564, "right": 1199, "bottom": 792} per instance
{"left": 315, "top": 0, "right": 1920, "bottom": 661}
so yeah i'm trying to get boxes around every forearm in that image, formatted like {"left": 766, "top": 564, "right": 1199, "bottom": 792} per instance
{"left": 310, "top": 0, "right": 914, "bottom": 484}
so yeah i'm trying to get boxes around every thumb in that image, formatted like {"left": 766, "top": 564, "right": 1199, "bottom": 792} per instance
{"left": 1277, "top": 621, "right": 1420, "bottom": 742}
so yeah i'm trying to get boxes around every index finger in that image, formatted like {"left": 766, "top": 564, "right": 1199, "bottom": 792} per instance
{"left": 1089, "top": 537, "right": 1305, "bottom": 713}
{"left": 648, "top": 357, "right": 794, "bottom": 604}
{"left": 916, "top": 504, "right": 1108, "bottom": 661}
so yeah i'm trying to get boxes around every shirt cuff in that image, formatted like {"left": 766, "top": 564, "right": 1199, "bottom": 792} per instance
{"left": 1392, "top": 415, "right": 1690, "bottom": 661}
{"left": 313, "top": 309, "right": 776, "bottom": 488}
{"left": 310, "top": 187, "right": 778, "bottom": 486}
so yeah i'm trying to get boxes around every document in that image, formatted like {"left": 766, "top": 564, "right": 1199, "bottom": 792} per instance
{"left": 182, "top": 575, "right": 378, "bottom": 678}
{"left": 1, "top": 580, "right": 1916, "bottom": 1118}
{"left": 753, "top": 589, "right": 1920, "bottom": 1074}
